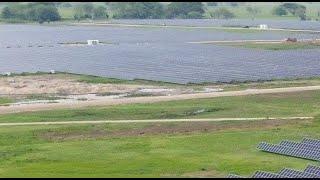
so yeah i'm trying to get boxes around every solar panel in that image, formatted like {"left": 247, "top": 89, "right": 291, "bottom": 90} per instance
{"left": 304, "top": 165, "right": 320, "bottom": 176}
{"left": 226, "top": 174, "right": 245, "bottom": 178}
{"left": 279, "top": 140, "right": 320, "bottom": 152}
{"left": 302, "top": 138, "right": 320, "bottom": 148}
{"left": 257, "top": 142, "right": 320, "bottom": 161}
{"left": 278, "top": 168, "right": 320, "bottom": 178}
{"left": 251, "top": 171, "right": 288, "bottom": 178}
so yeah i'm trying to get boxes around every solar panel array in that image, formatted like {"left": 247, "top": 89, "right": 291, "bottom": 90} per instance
{"left": 251, "top": 171, "right": 289, "bottom": 178}
{"left": 225, "top": 174, "right": 244, "bottom": 178}
{"left": 279, "top": 168, "right": 320, "bottom": 178}
{"left": 304, "top": 165, "right": 320, "bottom": 176}
{"left": 227, "top": 165, "right": 320, "bottom": 178}
{"left": 257, "top": 142, "right": 320, "bottom": 161}
{"left": 257, "top": 138, "right": 320, "bottom": 161}
{"left": 227, "top": 138, "right": 320, "bottom": 178}
{"left": 302, "top": 138, "right": 320, "bottom": 148}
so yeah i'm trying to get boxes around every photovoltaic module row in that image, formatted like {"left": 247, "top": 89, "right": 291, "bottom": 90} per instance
{"left": 257, "top": 138, "right": 320, "bottom": 161}
{"left": 304, "top": 164, "right": 320, "bottom": 176}
{"left": 257, "top": 142, "right": 320, "bottom": 161}
{"left": 279, "top": 168, "right": 319, "bottom": 178}
{"left": 302, "top": 138, "right": 320, "bottom": 148}
{"left": 227, "top": 164, "right": 320, "bottom": 178}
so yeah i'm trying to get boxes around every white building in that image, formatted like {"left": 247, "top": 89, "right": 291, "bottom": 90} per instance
{"left": 87, "top": 40, "right": 99, "bottom": 45}
{"left": 258, "top": 24, "right": 268, "bottom": 30}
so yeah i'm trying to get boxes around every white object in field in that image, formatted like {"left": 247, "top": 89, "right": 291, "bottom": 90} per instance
{"left": 138, "top": 88, "right": 174, "bottom": 93}
{"left": 50, "top": 70, "right": 56, "bottom": 74}
{"left": 203, "top": 88, "right": 224, "bottom": 92}
{"left": 87, "top": 40, "right": 99, "bottom": 45}
{"left": 258, "top": 24, "right": 268, "bottom": 30}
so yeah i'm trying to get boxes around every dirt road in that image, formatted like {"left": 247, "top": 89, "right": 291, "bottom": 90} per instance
{"left": 0, "top": 117, "right": 313, "bottom": 127}
{"left": 1, "top": 85, "right": 320, "bottom": 115}
{"left": 71, "top": 22, "right": 320, "bottom": 33}
{"left": 187, "top": 39, "right": 320, "bottom": 44}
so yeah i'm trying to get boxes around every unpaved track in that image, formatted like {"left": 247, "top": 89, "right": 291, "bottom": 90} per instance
{"left": 0, "top": 117, "right": 313, "bottom": 127}
{"left": 71, "top": 23, "right": 320, "bottom": 33}
{"left": 1, "top": 85, "right": 320, "bottom": 114}
{"left": 187, "top": 39, "right": 320, "bottom": 44}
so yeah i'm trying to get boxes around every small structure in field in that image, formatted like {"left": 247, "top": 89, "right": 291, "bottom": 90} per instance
{"left": 258, "top": 24, "right": 268, "bottom": 30}
{"left": 284, "top": 38, "right": 297, "bottom": 42}
{"left": 49, "top": 70, "right": 56, "bottom": 74}
{"left": 87, "top": 40, "right": 99, "bottom": 46}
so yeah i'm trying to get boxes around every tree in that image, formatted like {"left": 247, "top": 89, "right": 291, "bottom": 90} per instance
{"left": 272, "top": 6, "right": 288, "bottom": 16}
{"left": 1, "top": 3, "right": 61, "bottom": 23}
{"left": 82, "top": 3, "right": 94, "bottom": 16}
{"left": 93, "top": 6, "right": 108, "bottom": 19}
{"left": 280, "top": 3, "right": 307, "bottom": 20}
{"left": 73, "top": 3, "right": 95, "bottom": 20}
{"left": 1, "top": 7, "right": 13, "bottom": 19}
{"left": 210, "top": 8, "right": 235, "bottom": 19}
{"left": 280, "top": 3, "right": 306, "bottom": 20}
{"left": 246, "top": 6, "right": 260, "bottom": 20}
{"left": 187, "top": 11, "right": 203, "bottom": 19}
{"left": 281, "top": 3, "right": 306, "bottom": 16}
{"left": 61, "top": 3, "right": 72, "bottom": 8}
{"left": 111, "top": 2, "right": 164, "bottom": 19}
{"left": 229, "top": 2, "right": 239, "bottom": 7}
{"left": 295, "top": 7, "right": 306, "bottom": 20}
{"left": 36, "top": 5, "right": 61, "bottom": 23}
{"left": 207, "top": 2, "right": 218, "bottom": 6}
{"left": 166, "top": 2, "right": 204, "bottom": 19}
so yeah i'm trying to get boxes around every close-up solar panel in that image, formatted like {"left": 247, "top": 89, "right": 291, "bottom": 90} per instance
{"left": 279, "top": 140, "right": 320, "bottom": 152}
{"left": 251, "top": 171, "right": 288, "bottom": 178}
{"left": 304, "top": 165, "right": 320, "bottom": 176}
{"left": 226, "top": 174, "right": 245, "bottom": 178}
{"left": 257, "top": 142, "right": 320, "bottom": 161}
{"left": 278, "top": 168, "right": 320, "bottom": 178}
{"left": 302, "top": 138, "right": 320, "bottom": 148}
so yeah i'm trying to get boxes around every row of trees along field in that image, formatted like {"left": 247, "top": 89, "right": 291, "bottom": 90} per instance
{"left": 0, "top": 2, "right": 312, "bottom": 23}
{"left": 1, "top": 2, "right": 60, "bottom": 23}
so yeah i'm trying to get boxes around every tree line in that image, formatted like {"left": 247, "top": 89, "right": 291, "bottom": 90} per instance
{"left": 1, "top": 3, "right": 61, "bottom": 23}
{"left": 0, "top": 2, "right": 311, "bottom": 23}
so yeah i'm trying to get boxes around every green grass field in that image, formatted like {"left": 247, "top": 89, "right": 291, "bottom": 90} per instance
{"left": 0, "top": 97, "right": 13, "bottom": 105}
{"left": 1, "top": 90, "right": 320, "bottom": 123}
{"left": 0, "top": 115, "right": 319, "bottom": 177}
{"left": 216, "top": 42, "right": 320, "bottom": 51}
{"left": 1, "top": 89, "right": 320, "bottom": 177}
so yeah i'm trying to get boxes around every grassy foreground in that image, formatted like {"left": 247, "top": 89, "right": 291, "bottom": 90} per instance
{"left": 0, "top": 117, "right": 319, "bottom": 177}
{"left": 1, "top": 90, "right": 320, "bottom": 177}
{"left": 0, "top": 90, "right": 320, "bottom": 123}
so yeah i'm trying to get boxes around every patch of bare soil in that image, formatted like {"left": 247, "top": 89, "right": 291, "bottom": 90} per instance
{"left": 0, "top": 74, "right": 150, "bottom": 95}
{"left": 38, "top": 119, "right": 312, "bottom": 142}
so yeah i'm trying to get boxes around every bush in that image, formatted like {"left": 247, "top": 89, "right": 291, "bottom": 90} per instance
{"left": 272, "top": 6, "right": 288, "bottom": 16}
{"left": 186, "top": 11, "right": 203, "bottom": 19}
{"left": 93, "top": 6, "right": 108, "bottom": 19}
{"left": 111, "top": 2, "right": 164, "bottom": 19}
{"left": 207, "top": 2, "right": 218, "bottom": 6}
{"left": 166, "top": 2, "right": 204, "bottom": 19}
{"left": 210, "top": 8, "right": 235, "bottom": 19}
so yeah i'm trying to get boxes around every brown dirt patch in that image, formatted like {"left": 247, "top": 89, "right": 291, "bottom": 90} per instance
{"left": 38, "top": 119, "right": 312, "bottom": 142}
{"left": 0, "top": 74, "right": 152, "bottom": 95}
